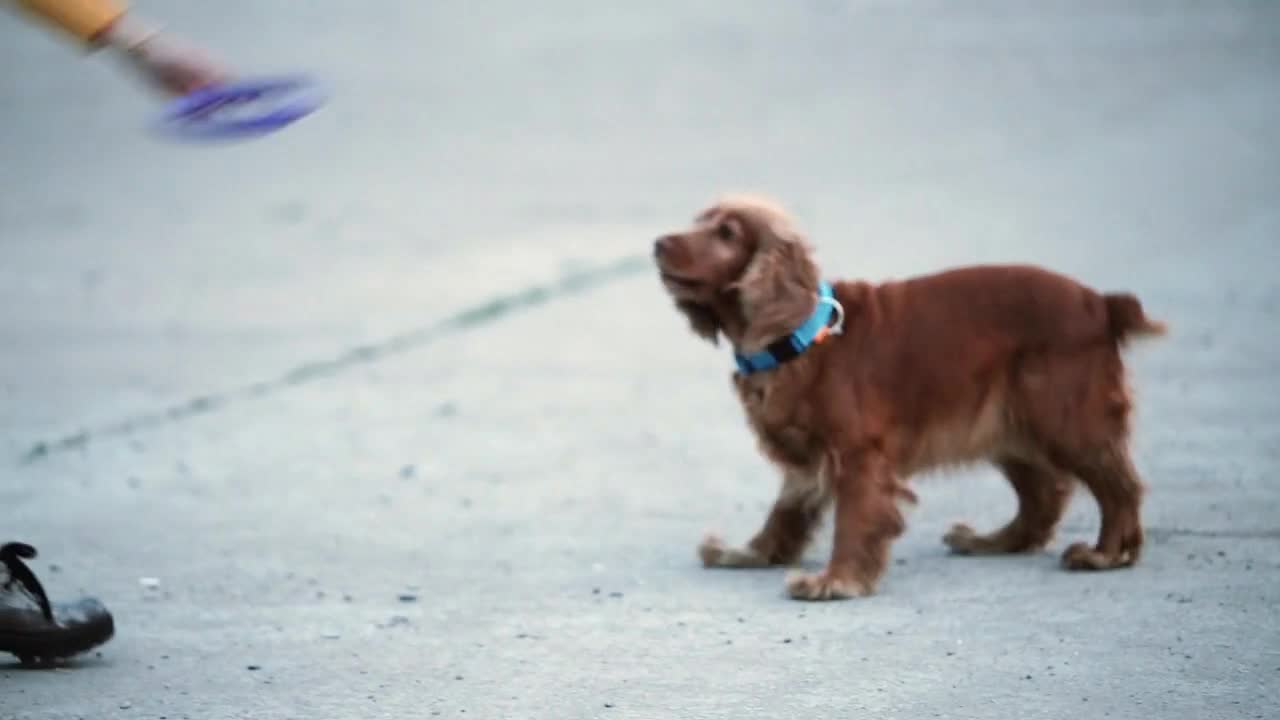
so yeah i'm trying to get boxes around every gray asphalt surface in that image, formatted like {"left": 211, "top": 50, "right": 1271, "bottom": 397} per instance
{"left": 2, "top": 2, "right": 1278, "bottom": 718}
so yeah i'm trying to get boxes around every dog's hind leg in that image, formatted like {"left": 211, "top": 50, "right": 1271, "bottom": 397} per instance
{"left": 1060, "top": 443, "right": 1146, "bottom": 570}
{"left": 944, "top": 458, "right": 1075, "bottom": 555}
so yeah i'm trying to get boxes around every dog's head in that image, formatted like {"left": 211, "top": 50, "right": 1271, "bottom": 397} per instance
{"left": 653, "top": 194, "right": 820, "bottom": 349}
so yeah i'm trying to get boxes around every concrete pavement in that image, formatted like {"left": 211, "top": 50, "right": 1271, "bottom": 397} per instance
{"left": 3, "top": 2, "right": 1278, "bottom": 718}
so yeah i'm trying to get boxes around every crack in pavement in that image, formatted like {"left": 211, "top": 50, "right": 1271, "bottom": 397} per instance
{"left": 18, "top": 254, "right": 651, "bottom": 466}
{"left": 1061, "top": 524, "right": 1280, "bottom": 542}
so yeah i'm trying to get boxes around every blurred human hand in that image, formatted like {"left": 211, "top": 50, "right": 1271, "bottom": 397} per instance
{"left": 102, "top": 14, "right": 230, "bottom": 96}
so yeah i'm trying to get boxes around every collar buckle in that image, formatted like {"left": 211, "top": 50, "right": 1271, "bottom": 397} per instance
{"left": 733, "top": 281, "right": 842, "bottom": 375}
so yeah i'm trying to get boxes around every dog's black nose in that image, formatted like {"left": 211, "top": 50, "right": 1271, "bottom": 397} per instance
{"left": 653, "top": 235, "right": 673, "bottom": 257}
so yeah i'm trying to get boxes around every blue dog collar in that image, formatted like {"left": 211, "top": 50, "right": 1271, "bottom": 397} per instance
{"left": 733, "top": 281, "right": 845, "bottom": 375}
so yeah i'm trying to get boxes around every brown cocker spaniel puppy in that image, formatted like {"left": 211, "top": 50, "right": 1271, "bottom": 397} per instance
{"left": 652, "top": 194, "right": 1166, "bottom": 601}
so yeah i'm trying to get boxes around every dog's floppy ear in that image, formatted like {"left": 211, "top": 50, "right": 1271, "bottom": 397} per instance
{"left": 731, "top": 213, "right": 820, "bottom": 349}
{"left": 675, "top": 300, "right": 722, "bottom": 345}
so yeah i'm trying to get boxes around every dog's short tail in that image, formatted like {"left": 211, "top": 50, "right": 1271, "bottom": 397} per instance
{"left": 1104, "top": 292, "right": 1167, "bottom": 345}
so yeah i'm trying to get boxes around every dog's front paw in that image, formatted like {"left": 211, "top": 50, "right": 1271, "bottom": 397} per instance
{"left": 784, "top": 570, "right": 871, "bottom": 601}
{"left": 698, "top": 534, "right": 770, "bottom": 568}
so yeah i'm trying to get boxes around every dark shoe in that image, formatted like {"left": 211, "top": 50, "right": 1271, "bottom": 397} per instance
{"left": 0, "top": 542, "right": 115, "bottom": 664}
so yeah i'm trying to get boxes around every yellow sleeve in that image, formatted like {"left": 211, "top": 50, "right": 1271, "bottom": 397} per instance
{"left": 13, "top": 0, "right": 129, "bottom": 44}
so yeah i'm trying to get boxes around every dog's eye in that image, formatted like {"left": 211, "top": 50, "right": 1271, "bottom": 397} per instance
{"left": 716, "top": 224, "right": 734, "bottom": 241}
